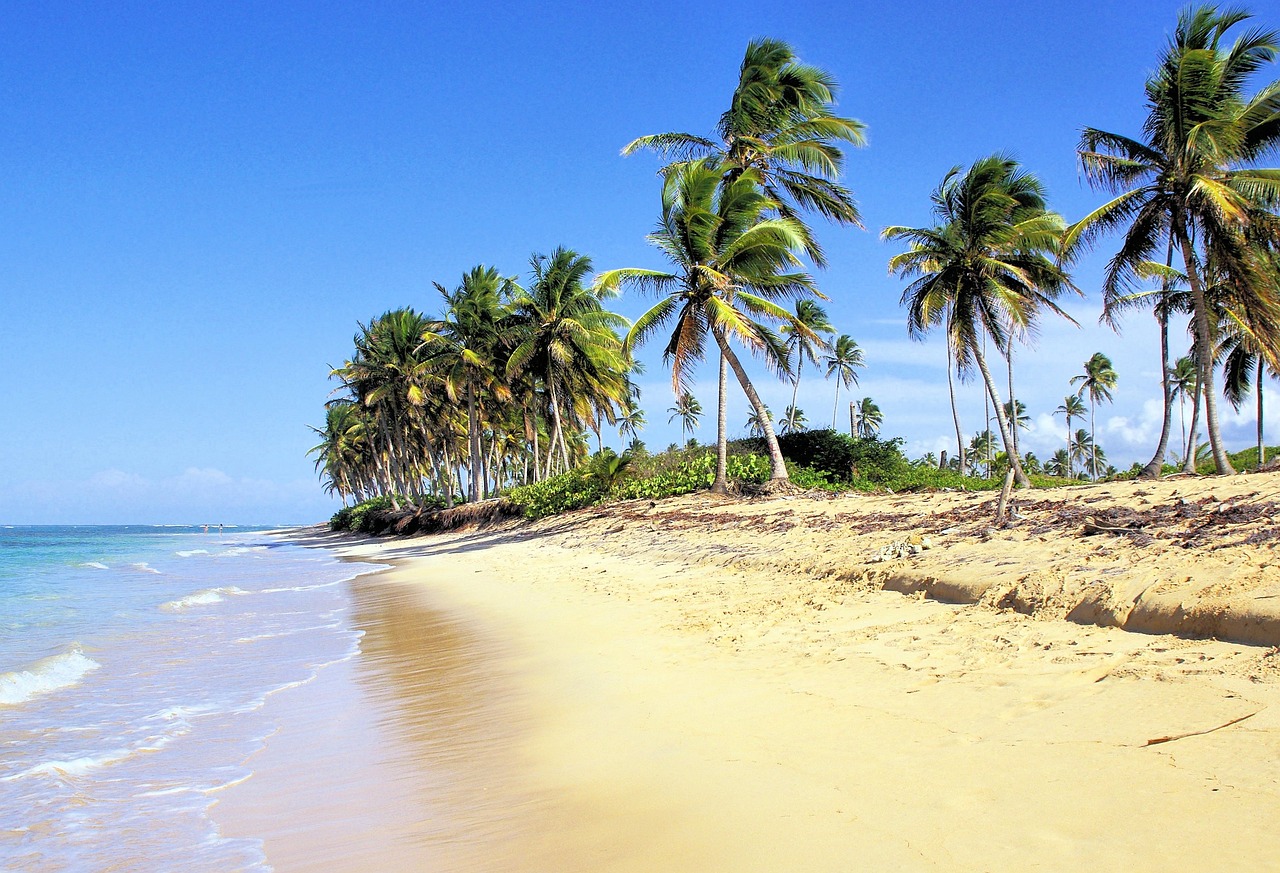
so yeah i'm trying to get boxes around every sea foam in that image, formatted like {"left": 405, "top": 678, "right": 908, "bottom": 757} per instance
{"left": 160, "top": 587, "right": 248, "bottom": 611}
{"left": 0, "top": 648, "right": 101, "bottom": 706}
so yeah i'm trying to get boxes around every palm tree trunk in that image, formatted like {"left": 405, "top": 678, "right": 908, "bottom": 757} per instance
{"left": 1065, "top": 416, "right": 1073, "bottom": 479}
{"left": 1007, "top": 344, "right": 1018, "bottom": 458}
{"left": 1141, "top": 243, "right": 1177, "bottom": 479}
{"left": 973, "top": 346, "right": 1031, "bottom": 488}
{"left": 1090, "top": 401, "right": 1098, "bottom": 481}
{"left": 712, "top": 347, "right": 729, "bottom": 493}
{"left": 1177, "top": 227, "right": 1234, "bottom": 474}
{"left": 1257, "top": 358, "right": 1265, "bottom": 469}
{"left": 466, "top": 383, "right": 483, "bottom": 501}
{"left": 713, "top": 330, "right": 788, "bottom": 482}
{"left": 946, "top": 332, "right": 967, "bottom": 476}
{"left": 849, "top": 401, "right": 857, "bottom": 440}
{"left": 1183, "top": 373, "right": 1202, "bottom": 473}
{"left": 831, "top": 375, "right": 841, "bottom": 431}
{"left": 787, "top": 357, "right": 803, "bottom": 431}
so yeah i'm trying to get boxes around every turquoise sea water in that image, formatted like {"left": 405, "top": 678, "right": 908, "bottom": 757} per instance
{"left": 0, "top": 526, "right": 379, "bottom": 871}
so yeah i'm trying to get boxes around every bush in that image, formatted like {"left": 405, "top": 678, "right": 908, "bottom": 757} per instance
{"left": 743, "top": 429, "right": 910, "bottom": 484}
{"left": 506, "top": 469, "right": 604, "bottom": 520}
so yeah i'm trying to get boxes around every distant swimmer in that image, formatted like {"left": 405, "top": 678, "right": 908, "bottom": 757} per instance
{"left": 218, "top": 524, "right": 223, "bottom": 536}
{"left": 203, "top": 524, "right": 208, "bottom": 534}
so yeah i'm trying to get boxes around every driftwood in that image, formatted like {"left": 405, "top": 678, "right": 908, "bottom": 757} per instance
{"left": 995, "top": 467, "right": 1016, "bottom": 527}
{"left": 1082, "top": 517, "right": 1146, "bottom": 536}
{"left": 1145, "top": 710, "right": 1260, "bottom": 746}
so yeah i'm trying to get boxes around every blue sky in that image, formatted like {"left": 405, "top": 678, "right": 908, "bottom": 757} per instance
{"left": 2, "top": 0, "right": 1275, "bottom": 523}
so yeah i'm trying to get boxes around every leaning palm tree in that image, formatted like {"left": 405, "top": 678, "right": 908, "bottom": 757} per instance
{"left": 885, "top": 154, "right": 1078, "bottom": 488}
{"left": 781, "top": 300, "right": 834, "bottom": 432}
{"left": 597, "top": 158, "right": 822, "bottom": 487}
{"left": 668, "top": 392, "right": 703, "bottom": 440}
{"left": 1066, "top": 5, "right": 1280, "bottom": 475}
{"left": 823, "top": 334, "right": 865, "bottom": 430}
{"left": 1054, "top": 394, "right": 1087, "bottom": 478}
{"left": 1071, "top": 352, "right": 1118, "bottom": 480}
{"left": 854, "top": 397, "right": 882, "bottom": 438}
{"left": 623, "top": 37, "right": 866, "bottom": 266}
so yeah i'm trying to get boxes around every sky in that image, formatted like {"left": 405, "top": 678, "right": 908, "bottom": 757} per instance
{"left": 2, "top": 0, "right": 1277, "bottom": 524}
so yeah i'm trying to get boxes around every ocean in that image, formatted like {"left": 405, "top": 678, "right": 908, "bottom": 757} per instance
{"left": 0, "top": 525, "right": 381, "bottom": 871}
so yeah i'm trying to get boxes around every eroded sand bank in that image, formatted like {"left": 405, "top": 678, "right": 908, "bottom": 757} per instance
{"left": 229, "top": 475, "right": 1280, "bottom": 871}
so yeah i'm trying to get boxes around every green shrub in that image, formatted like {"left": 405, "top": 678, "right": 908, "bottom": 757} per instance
{"left": 330, "top": 494, "right": 403, "bottom": 532}
{"left": 506, "top": 469, "right": 605, "bottom": 520}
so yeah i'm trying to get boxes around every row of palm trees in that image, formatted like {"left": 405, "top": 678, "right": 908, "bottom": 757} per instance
{"left": 887, "top": 6, "right": 1280, "bottom": 483}
{"left": 311, "top": 250, "right": 635, "bottom": 506}
{"left": 313, "top": 8, "right": 1279, "bottom": 508}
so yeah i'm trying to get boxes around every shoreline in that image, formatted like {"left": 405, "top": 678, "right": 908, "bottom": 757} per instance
{"left": 232, "top": 478, "right": 1280, "bottom": 870}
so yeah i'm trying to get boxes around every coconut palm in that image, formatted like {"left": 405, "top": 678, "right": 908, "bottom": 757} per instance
{"left": 781, "top": 300, "right": 834, "bottom": 432}
{"left": 854, "top": 397, "right": 882, "bottom": 438}
{"left": 1071, "top": 429, "right": 1096, "bottom": 480}
{"left": 1066, "top": 5, "right": 1280, "bottom": 474}
{"left": 623, "top": 37, "right": 866, "bottom": 266}
{"left": 823, "top": 334, "right": 865, "bottom": 430}
{"left": 1045, "top": 448, "right": 1072, "bottom": 479}
{"left": 597, "top": 158, "right": 821, "bottom": 487}
{"left": 420, "top": 266, "right": 517, "bottom": 501}
{"left": 1054, "top": 395, "right": 1087, "bottom": 478}
{"left": 746, "top": 405, "right": 774, "bottom": 438}
{"left": 618, "top": 401, "right": 646, "bottom": 443}
{"left": 969, "top": 430, "right": 996, "bottom": 478}
{"left": 506, "top": 248, "right": 631, "bottom": 480}
{"left": 1220, "top": 311, "right": 1279, "bottom": 469}
{"left": 1169, "top": 356, "right": 1198, "bottom": 467}
{"left": 780, "top": 405, "right": 806, "bottom": 434}
{"left": 668, "top": 392, "right": 703, "bottom": 439}
{"left": 1070, "top": 352, "right": 1118, "bottom": 480}
{"left": 885, "top": 154, "right": 1078, "bottom": 489}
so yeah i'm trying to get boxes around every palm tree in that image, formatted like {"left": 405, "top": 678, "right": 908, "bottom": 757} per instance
{"left": 1066, "top": 5, "right": 1280, "bottom": 475}
{"left": 1054, "top": 395, "right": 1087, "bottom": 478}
{"left": 623, "top": 38, "right": 866, "bottom": 266}
{"left": 780, "top": 405, "right": 806, "bottom": 434}
{"left": 854, "top": 397, "right": 882, "bottom": 438}
{"left": 598, "top": 158, "right": 821, "bottom": 487}
{"left": 1045, "top": 448, "right": 1072, "bottom": 478}
{"left": 420, "top": 266, "right": 516, "bottom": 501}
{"left": 1169, "top": 356, "right": 1197, "bottom": 467}
{"left": 823, "top": 334, "right": 865, "bottom": 430}
{"left": 969, "top": 430, "right": 996, "bottom": 478}
{"left": 885, "top": 154, "right": 1078, "bottom": 489}
{"left": 781, "top": 300, "right": 834, "bottom": 432}
{"left": 1070, "top": 352, "right": 1118, "bottom": 480}
{"left": 618, "top": 401, "right": 646, "bottom": 443}
{"left": 668, "top": 392, "right": 703, "bottom": 439}
{"left": 1220, "top": 311, "right": 1279, "bottom": 469}
{"left": 506, "top": 248, "right": 631, "bottom": 481}
{"left": 1071, "top": 429, "right": 1096, "bottom": 480}
{"left": 746, "top": 405, "right": 774, "bottom": 438}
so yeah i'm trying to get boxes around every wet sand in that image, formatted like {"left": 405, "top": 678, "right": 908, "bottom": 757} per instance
{"left": 224, "top": 477, "right": 1280, "bottom": 871}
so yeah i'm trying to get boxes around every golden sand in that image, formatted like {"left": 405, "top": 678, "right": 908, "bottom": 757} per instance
{"left": 221, "top": 473, "right": 1280, "bottom": 871}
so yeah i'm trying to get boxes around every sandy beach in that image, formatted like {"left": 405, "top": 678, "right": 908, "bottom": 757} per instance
{"left": 224, "top": 473, "right": 1280, "bottom": 871}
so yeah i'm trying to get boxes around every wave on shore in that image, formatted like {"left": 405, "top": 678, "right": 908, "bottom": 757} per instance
{"left": 0, "top": 646, "right": 101, "bottom": 706}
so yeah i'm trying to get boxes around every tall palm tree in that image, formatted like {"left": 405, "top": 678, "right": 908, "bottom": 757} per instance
{"left": 885, "top": 154, "right": 1078, "bottom": 488}
{"left": 1070, "top": 352, "right": 1118, "bottom": 480}
{"left": 1054, "top": 394, "right": 1087, "bottom": 478}
{"left": 597, "top": 158, "right": 821, "bottom": 487}
{"left": 1066, "top": 5, "right": 1280, "bottom": 475}
{"left": 623, "top": 38, "right": 866, "bottom": 266}
{"left": 1219, "top": 309, "right": 1279, "bottom": 469}
{"left": 1169, "top": 356, "right": 1198, "bottom": 467}
{"left": 823, "top": 334, "right": 865, "bottom": 430}
{"left": 781, "top": 300, "right": 834, "bottom": 431}
{"left": 506, "top": 248, "right": 630, "bottom": 480}
{"left": 420, "top": 266, "right": 516, "bottom": 502}
{"left": 854, "top": 397, "right": 882, "bottom": 438}
{"left": 668, "top": 392, "right": 703, "bottom": 440}
{"left": 1070, "top": 429, "right": 1096, "bottom": 479}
